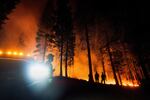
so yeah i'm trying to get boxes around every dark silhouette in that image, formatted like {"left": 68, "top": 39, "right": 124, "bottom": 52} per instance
{"left": 112, "top": 49, "right": 124, "bottom": 86}
{"left": 104, "top": 32, "right": 119, "bottom": 85}
{"left": 95, "top": 71, "right": 99, "bottom": 83}
{"left": 46, "top": 54, "right": 55, "bottom": 78}
{"left": 101, "top": 72, "right": 106, "bottom": 84}
{"left": 0, "top": 0, "right": 20, "bottom": 28}
{"left": 34, "top": 31, "right": 49, "bottom": 62}
{"left": 52, "top": 0, "right": 75, "bottom": 77}
{"left": 75, "top": 0, "right": 94, "bottom": 82}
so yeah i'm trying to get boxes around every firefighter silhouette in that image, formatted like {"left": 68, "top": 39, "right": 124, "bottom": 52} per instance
{"left": 95, "top": 71, "right": 99, "bottom": 83}
{"left": 46, "top": 54, "right": 55, "bottom": 78}
{"left": 101, "top": 72, "right": 106, "bottom": 84}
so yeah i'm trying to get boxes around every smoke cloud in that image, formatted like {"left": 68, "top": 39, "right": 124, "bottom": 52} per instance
{"left": 0, "top": 0, "right": 47, "bottom": 53}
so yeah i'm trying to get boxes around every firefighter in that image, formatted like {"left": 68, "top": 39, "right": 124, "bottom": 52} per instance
{"left": 101, "top": 72, "right": 106, "bottom": 84}
{"left": 46, "top": 54, "right": 55, "bottom": 78}
{"left": 95, "top": 71, "right": 99, "bottom": 83}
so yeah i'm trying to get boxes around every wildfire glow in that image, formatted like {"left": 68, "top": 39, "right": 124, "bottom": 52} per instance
{"left": 0, "top": 51, "right": 3, "bottom": 55}
{"left": 13, "top": 52, "right": 18, "bottom": 55}
{"left": 7, "top": 51, "right": 12, "bottom": 55}
{"left": 19, "top": 52, "right": 24, "bottom": 56}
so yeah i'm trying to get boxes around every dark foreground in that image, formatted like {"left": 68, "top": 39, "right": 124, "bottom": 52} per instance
{"left": 0, "top": 58, "right": 149, "bottom": 100}
{"left": 0, "top": 76, "right": 149, "bottom": 100}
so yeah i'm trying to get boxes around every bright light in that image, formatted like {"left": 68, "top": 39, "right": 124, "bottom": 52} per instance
{"left": 0, "top": 51, "right": 3, "bottom": 55}
{"left": 13, "top": 52, "right": 18, "bottom": 55}
{"left": 28, "top": 63, "right": 50, "bottom": 81}
{"left": 19, "top": 52, "right": 24, "bottom": 56}
{"left": 7, "top": 51, "right": 12, "bottom": 55}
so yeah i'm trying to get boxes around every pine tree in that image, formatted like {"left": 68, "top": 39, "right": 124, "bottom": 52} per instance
{"left": 0, "top": 0, "right": 20, "bottom": 28}
{"left": 53, "top": 0, "right": 75, "bottom": 77}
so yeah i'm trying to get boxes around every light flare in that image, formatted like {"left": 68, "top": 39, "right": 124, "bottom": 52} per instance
{"left": 28, "top": 63, "right": 50, "bottom": 81}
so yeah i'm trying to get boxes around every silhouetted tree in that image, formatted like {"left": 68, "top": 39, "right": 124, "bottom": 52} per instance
{"left": 52, "top": 0, "right": 75, "bottom": 77}
{"left": 75, "top": 0, "right": 95, "bottom": 82}
{"left": 34, "top": 31, "right": 45, "bottom": 61}
{"left": 112, "top": 49, "right": 124, "bottom": 85}
{"left": 0, "top": 0, "right": 20, "bottom": 28}
{"left": 35, "top": 0, "right": 55, "bottom": 62}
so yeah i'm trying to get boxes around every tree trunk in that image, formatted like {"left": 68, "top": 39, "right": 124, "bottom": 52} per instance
{"left": 138, "top": 52, "right": 149, "bottom": 80}
{"left": 65, "top": 40, "right": 69, "bottom": 77}
{"left": 43, "top": 35, "right": 47, "bottom": 62}
{"left": 122, "top": 43, "right": 134, "bottom": 85}
{"left": 85, "top": 24, "right": 94, "bottom": 82}
{"left": 60, "top": 36, "right": 63, "bottom": 77}
{"left": 105, "top": 32, "right": 119, "bottom": 85}
{"left": 118, "top": 71, "right": 122, "bottom": 86}
{"left": 128, "top": 65, "right": 134, "bottom": 85}
{"left": 100, "top": 49, "right": 106, "bottom": 75}
{"left": 133, "top": 61, "right": 140, "bottom": 84}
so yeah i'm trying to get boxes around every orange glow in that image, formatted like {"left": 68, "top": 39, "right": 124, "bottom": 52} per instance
{"left": 7, "top": 51, "right": 12, "bottom": 55}
{"left": 106, "top": 80, "right": 116, "bottom": 85}
{"left": 27, "top": 54, "right": 31, "bottom": 57}
{"left": 13, "top": 52, "right": 18, "bottom": 55}
{"left": 0, "top": 51, "right": 3, "bottom": 55}
{"left": 0, "top": 0, "right": 142, "bottom": 88}
{"left": 19, "top": 52, "right": 24, "bottom": 56}
{"left": 0, "top": 50, "right": 31, "bottom": 58}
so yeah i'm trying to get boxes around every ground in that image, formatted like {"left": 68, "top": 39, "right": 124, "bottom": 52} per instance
{"left": 0, "top": 58, "right": 149, "bottom": 100}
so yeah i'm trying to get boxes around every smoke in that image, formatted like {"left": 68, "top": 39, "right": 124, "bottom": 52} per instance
{"left": 0, "top": 0, "right": 47, "bottom": 53}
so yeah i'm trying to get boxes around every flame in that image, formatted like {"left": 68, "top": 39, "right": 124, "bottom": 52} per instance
{"left": 0, "top": 0, "right": 140, "bottom": 88}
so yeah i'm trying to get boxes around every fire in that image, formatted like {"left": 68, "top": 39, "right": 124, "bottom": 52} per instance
{"left": 122, "top": 80, "right": 139, "bottom": 87}
{"left": 0, "top": 50, "right": 31, "bottom": 58}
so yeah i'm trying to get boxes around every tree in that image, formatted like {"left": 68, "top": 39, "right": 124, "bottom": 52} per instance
{"left": 112, "top": 49, "right": 124, "bottom": 85}
{"left": 35, "top": 0, "right": 55, "bottom": 62}
{"left": 34, "top": 31, "right": 45, "bottom": 62}
{"left": 0, "top": 0, "right": 20, "bottom": 28}
{"left": 75, "top": 0, "right": 95, "bottom": 82}
{"left": 52, "top": 0, "right": 75, "bottom": 77}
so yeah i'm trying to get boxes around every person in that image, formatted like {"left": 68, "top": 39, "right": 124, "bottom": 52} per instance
{"left": 46, "top": 54, "right": 55, "bottom": 78}
{"left": 101, "top": 72, "right": 106, "bottom": 84}
{"left": 95, "top": 71, "right": 99, "bottom": 83}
